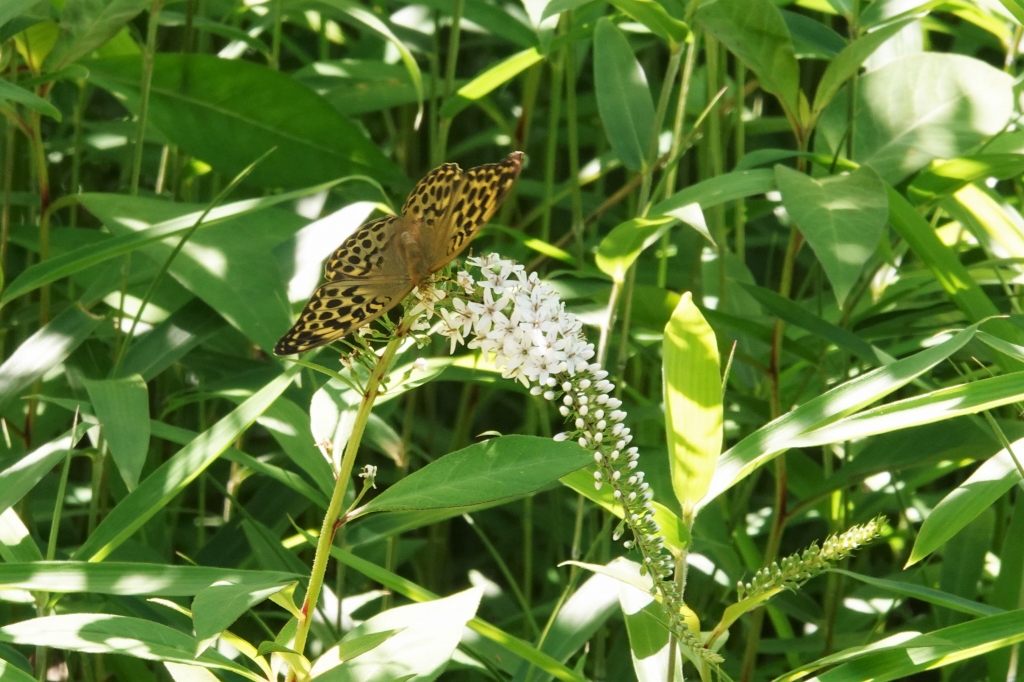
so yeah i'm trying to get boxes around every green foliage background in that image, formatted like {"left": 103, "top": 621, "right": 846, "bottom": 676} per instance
{"left": 2, "top": 0, "right": 1024, "bottom": 680}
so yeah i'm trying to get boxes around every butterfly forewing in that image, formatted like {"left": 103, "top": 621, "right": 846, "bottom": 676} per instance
{"left": 401, "top": 162, "right": 463, "bottom": 234}
{"left": 427, "top": 152, "right": 524, "bottom": 267}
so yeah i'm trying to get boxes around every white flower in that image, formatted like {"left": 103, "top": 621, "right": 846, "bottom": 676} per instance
{"left": 467, "top": 287, "right": 511, "bottom": 336}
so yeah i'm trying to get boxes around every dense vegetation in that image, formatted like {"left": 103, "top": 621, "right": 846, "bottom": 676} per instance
{"left": 2, "top": 0, "right": 1024, "bottom": 681}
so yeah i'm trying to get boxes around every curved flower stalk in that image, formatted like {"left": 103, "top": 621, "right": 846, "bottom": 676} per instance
{"left": 404, "top": 253, "right": 722, "bottom": 664}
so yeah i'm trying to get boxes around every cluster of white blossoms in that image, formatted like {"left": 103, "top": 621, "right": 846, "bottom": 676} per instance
{"left": 406, "top": 254, "right": 720, "bottom": 663}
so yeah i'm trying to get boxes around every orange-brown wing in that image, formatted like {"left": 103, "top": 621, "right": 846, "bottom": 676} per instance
{"left": 401, "top": 162, "right": 464, "bottom": 236}
{"left": 274, "top": 278, "right": 413, "bottom": 355}
{"left": 275, "top": 215, "right": 411, "bottom": 355}
{"left": 424, "top": 151, "right": 524, "bottom": 269}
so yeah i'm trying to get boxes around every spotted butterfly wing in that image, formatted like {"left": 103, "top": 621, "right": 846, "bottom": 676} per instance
{"left": 424, "top": 151, "right": 524, "bottom": 268}
{"left": 274, "top": 153, "right": 524, "bottom": 355}
{"left": 274, "top": 216, "right": 413, "bottom": 355}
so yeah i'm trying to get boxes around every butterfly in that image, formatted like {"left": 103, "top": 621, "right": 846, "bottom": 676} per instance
{"left": 274, "top": 152, "right": 524, "bottom": 355}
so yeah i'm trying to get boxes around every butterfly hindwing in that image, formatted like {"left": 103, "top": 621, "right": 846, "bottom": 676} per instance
{"left": 274, "top": 278, "right": 414, "bottom": 355}
{"left": 324, "top": 214, "right": 405, "bottom": 280}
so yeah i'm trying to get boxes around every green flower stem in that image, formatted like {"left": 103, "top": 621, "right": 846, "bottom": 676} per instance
{"left": 435, "top": 0, "right": 465, "bottom": 165}
{"left": 131, "top": 0, "right": 165, "bottom": 196}
{"left": 290, "top": 331, "right": 405, "bottom": 677}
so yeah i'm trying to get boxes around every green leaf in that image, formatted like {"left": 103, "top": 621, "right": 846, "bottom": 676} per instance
{"left": 0, "top": 614, "right": 260, "bottom": 681}
{"left": 0, "top": 0, "right": 43, "bottom": 30}
{"left": 907, "top": 437, "right": 1024, "bottom": 567}
{"left": 322, "top": 544, "right": 588, "bottom": 682}
{"left": 192, "top": 579, "right": 297, "bottom": 655}
{"left": 789, "top": 372, "right": 1024, "bottom": 448}
{"left": 44, "top": 0, "right": 149, "bottom": 71}
{"left": 937, "top": 510, "right": 994, "bottom": 626}
{"left": 0, "top": 660, "right": 35, "bottom": 682}
{"left": 0, "top": 562, "right": 299, "bottom": 595}
{"left": 738, "top": 283, "right": 882, "bottom": 364}
{"left": 308, "top": 588, "right": 482, "bottom": 681}
{"left": 0, "top": 79, "right": 61, "bottom": 120}
{"left": 0, "top": 508, "right": 43, "bottom": 563}
{"left": 560, "top": 469, "right": 688, "bottom": 551}
{"left": 989, "top": 500, "right": 1024, "bottom": 679}
{"left": 696, "top": 0, "right": 801, "bottom": 126}
{"left": 608, "top": 0, "right": 689, "bottom": 47}
{"left": 651, "top": 168, "right": 776, "bottom": 215}
{"left": 306, "top": 0, "right": 425, "bottom": 127}
{"left": 595, "top": 216, "right": 675, "bottom": 284}
{"left": 998, "top": 0, "right": 1024, "bottom": 24}
{"left": 811, "top": 19, "right": 913, "bottom": 117}
{"left": 832, "top": 569, "right": 1003, "bottom": 618}
{"left": 0, "top": 305, "right": 102, "bottom": 410}
{"left": 886, "top": 186, "right": 1024, "bottom": 372}
{"left": 774, "top": 164, "right": 889, "bottom": 306}
{"left": 1, "top": 183, "right": 339, "bottom": 307}
{"left": 700, "top": 326, "right": 976, "bottom": 508}
{"left": 74, "top": 363, "right": 306, "bottom": 562}
{"left": 541, "top": 0, "right": 598, "bottom": 21}
{"left": 818, "top": 53, "right": 1015, "bottom": 184}
{"left": 617, "top": 561, "right": 684, "bottom": 682}
{"left": 361, "top": 436, "right": 592, "bottom": 514}
{"left": 119, "top": 299, "right": 225, "bottom": 380}
{"left": 944, "top": 183, "right": 1024, "bottom": 261}
{"left": 302, "top": 630, "right": 399, "bottom": 667}
{"left": 781, "top": 9, "right": 845, "bottom": 59}
{"left": 593, "top": 17, "right": 656, "bottom": 172}
{"left": 83, "top": 374, "right": 150, "bottom": 490}
{"left": 77, "top": 194, "right": 305, "bottom": 355}
{"left": 0, "top": 424, "right": 90, "bottom": 518}
{"left": 439, "top": 47, "right": 543, "bottom": 119}
{"left": 163, "top": 663, "right": 220, "bottom": 682}
{"left": 663, "top": 292, "right": 721, "bottom": 520}
{"left": 908, "top": 154, "right": 1024, "bottom": 205}
{"left": 596, "top": 169, "right": 778, "bottom": 283}
{"left": 814, "top": 610, "right": 1024, "bottom": 681}
{"left": 86, "top": 54, "right": 404, "bottom": 189}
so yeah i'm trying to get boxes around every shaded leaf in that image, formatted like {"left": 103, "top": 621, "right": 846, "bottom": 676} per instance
{"left": 593, "top": 17, "right": 655, "bottom": 171}
{"left": 83, "top": 374, "right": 150, "bottom": 490}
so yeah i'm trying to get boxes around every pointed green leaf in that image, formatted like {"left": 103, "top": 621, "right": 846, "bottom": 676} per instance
{"left": 663, "top": 292, "right": 721, "bottom": 520}
{"left": 83, "top": 374, "right": 150, "bottom": 490}
{"left": 774, "top": 164, "right": 888, "bottom": 307}
{"left": 192, "top": 579, "right": 297, "bottom": 655}
{"left": 696, "top": 0, "right": 801, "bottom": 125}
{"left": 44, "top": 0, "right": 149, "bottom": 71}
{"left": 0, "top": 79, "right": 61, "bottom": 120}
{"left": 74, "top": 363, "right": 306, "bottom": 562}
{"left": 593, "top": 17, "right": 655, "bottom": 171}
{"left": 361, "top": 436, "right": 592, "bottom": 514}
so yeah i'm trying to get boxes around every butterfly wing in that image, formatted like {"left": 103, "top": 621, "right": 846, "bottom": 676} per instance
{"left": 401, "top": 162, "right": 464, "bottom": 234}
{"left": 275, "top": 215, "right": 413, "bottom": 355}
{"left": 423, "top": 152, "right": 524, "bottom": 269}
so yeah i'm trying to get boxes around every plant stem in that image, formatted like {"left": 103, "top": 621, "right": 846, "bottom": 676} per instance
{"left": 30, "top": 107, "right": 50, "bottom": 326}
{"left": 540, "top": 29, "right": 566, "bottom": 243}
{"left": 70, "top": 82, "right": 88, "bottom": 227}
{"left": 131, "top": 0, "right": 164, "bottom": 196}
{"left": 434, "top": 0, "right": 465, "bottom": 165}
{"left": 271, "top": 0, "right": 284, "bottom": 69}
{"left": 289, "top": 332, "right": 405, "bottom": 675}
{"left": 733, "top": 61, "right": 747, "bottom": 262}
{"left": 564, "top": 24, "right": 583, "bottom": 265}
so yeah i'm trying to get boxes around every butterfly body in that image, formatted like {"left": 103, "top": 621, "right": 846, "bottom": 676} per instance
{"left": 274, "top": 152, "right": 523, "bottom": 355}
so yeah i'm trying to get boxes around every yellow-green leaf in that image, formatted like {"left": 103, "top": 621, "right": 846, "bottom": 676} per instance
{"left": 663, "top": 292, "right": 722, "bottom": 521}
